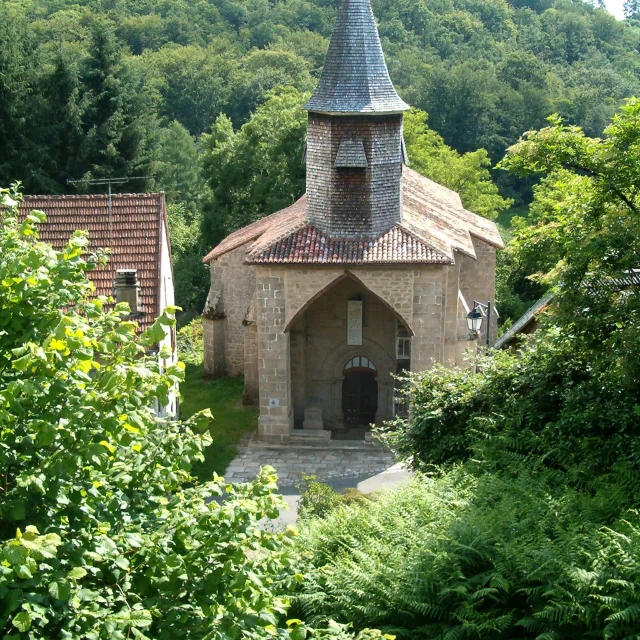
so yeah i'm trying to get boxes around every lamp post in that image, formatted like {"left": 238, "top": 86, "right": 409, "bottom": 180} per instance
{"left": 466, "top": 300, "right": 492, "bottom": 348}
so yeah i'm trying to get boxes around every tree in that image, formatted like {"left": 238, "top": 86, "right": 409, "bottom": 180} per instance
{"left": 153, "top": 120, "right": 201, "bottom": 207}
{"left": 403, "top": 108, "right": 512, "bottom": 220}
{"left": 201, "top": 86, "right": 308, "bottom": 246}
{"left": 498, "top": 101, "right": 640, "bottom": 344}
{"left": 166, "top": 202, "right": 210, "bottom": 314}
{"left": 225, "top": 49, "right": 314, "bottom": 126}
{"left": 624, "top": 0, "right": 640, "bottom": 19}
{"left": 140, "top": 43, "right": 237, "bottom": 136}
{"left": 81, "top": 20, "right": 153, "bottom": 186}
{"left": 32, "top": 49, "right": 87, "bottom": 192}
{"left": 0, "top": 187, "right": 342, "bottom": 639}
{"left": 0, "top": 7, "right": 35, "bottom": 190}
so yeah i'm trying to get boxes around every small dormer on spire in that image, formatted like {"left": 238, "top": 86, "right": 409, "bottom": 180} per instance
{"left": 303, "top": 0, "right": 409, "bottom": 115}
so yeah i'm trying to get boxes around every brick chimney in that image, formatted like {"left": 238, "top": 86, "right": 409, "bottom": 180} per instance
{"left": 303, "top": 0, "right": 409, "bottom": 240}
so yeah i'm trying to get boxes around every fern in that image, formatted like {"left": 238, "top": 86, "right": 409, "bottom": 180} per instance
{"left": 290, "top": 472, "right": 640, "bottom": 639}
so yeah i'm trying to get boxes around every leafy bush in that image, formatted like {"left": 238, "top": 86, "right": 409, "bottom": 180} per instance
{"left": 297, "top": 476, "right": 371, "bottom": 521}
{"left": 0, "top": 189, "right": 364, "bottom": 639}
{"left": 177, "top": 316, "right": 204, "bottom": 365}
{"left": 297, "top": 475, "right": 345, "bottom": 521}
{"left": 293, "top": 471, "right": 640, "bottom": 639}
{"left": 381, "top": 324, "right": 640, "bottom": 479}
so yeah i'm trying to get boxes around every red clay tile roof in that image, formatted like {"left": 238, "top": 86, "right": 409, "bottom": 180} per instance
{"left": 203, "top": 167, "right": 504, "bottom": 266}
{"left": 248, "top": 224, "right": 451, "bottom": 264}
{"left": 202, "top": 197, "right": 307, "bottom": 263}
{"left": 18, "top": 193, "right": 168, "bottom": 331}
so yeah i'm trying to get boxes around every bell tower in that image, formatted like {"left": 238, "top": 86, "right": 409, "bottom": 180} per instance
{"left": 303, "top": 0, "right": 409, "bottom": 240}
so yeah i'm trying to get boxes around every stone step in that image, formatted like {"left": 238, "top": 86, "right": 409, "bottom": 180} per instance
{"left": 238, "top": 431, "right": 389, "bottom": 453}
{"left": 288, "top": 429, "right": 332, "bottom": 443}
{"left": 247, "top": 441, "right": 387, "bottom": 453}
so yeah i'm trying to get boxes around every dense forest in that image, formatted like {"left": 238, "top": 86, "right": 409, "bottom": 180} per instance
{"left": 2, "top": 0, "right": 640, "bottom": 315}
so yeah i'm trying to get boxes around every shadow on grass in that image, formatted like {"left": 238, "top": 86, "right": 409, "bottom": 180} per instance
{"left": 180, "top": 363, "right": 258, "bottom": 481}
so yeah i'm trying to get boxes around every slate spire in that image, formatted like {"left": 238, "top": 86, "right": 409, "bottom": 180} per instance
{"left": 303, "top": 0, "right": 409, "bottom": 114}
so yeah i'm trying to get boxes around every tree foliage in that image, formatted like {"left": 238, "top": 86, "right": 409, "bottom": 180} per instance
{"left": 0, "top": 187, "right": 334, "bottom": 639}
{"left": 166, "top": 202, "right": 210, "bottom": 315}
{"left": 403, "top": 109, "right": 512, "bottom": 219}
{"left": 201, "top": 87, "right": 309, "bottom": 245}
{"left": 386, "top": 98, "right": 640, "bottom": 473}
{"left": 2, "top": 0, "right": 640, "bottom": 202}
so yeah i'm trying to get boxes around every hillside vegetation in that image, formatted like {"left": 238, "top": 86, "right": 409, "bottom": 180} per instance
{"left": 2, "top": 0, "right": 640, "bottom": 314}
{"left": 3, "top": 0, "right": 640, "bottom": 183}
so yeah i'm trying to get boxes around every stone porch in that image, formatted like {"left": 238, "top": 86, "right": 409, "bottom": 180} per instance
{"left": 224, "top": 433, "right": 398, "bottom": 487}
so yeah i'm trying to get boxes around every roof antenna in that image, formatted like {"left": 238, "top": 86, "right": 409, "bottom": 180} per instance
{"left": 67, "top": 176, "right": 154, "bottom": 247}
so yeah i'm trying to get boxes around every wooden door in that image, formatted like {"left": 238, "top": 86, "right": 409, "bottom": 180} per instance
{"left": 342, "top": 371, "right": 378, "bottom": 425}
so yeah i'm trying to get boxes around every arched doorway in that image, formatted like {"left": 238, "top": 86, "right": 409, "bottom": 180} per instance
{"left": 342, "top": 356, "right": 378, "bottom": 425}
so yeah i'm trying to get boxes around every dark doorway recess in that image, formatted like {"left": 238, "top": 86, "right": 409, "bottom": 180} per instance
{"left": 342, "top": 369, "right": 378, "bottom": 425}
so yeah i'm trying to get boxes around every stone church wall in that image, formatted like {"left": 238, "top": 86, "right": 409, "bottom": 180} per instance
{"left": 255, "top": 268, "right": 293, "bottom": 438}
{"left": 203, "top": 246, "right": 256, "bottom": 377}
{"left": 458, "top": 237, "right": 497, "bottom": 345}
{"left": 281, "top": 265, "right": 462, "bottom": 429}
{"left": 283, "top": 267, "right": 414, "bottom": 332}
{"left": 204, "top": 247, "right": 497, "bottom": 436}
{"left": 411, "top": 265, "right": 448, "bottom": 371}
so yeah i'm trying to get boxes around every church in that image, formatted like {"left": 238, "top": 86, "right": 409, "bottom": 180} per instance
{"left": 202, "top": 0, "right": 503, "bottom": 441}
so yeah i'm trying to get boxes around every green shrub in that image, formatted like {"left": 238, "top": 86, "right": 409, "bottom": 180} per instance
{"left": 297, "top": 475, "right": 345, "bottom": 521}
{"left": 177, "top": 316, "right": 204, "bottom": 365}
{"left": 297, "top": 476, "right": 371, "bottom": 521}
{"left": 380, "top": 321, "right": 640, "bottom": 495}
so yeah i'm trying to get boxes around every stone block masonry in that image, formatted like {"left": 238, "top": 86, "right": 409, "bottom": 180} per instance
{"left": 203, "top": 246, "right": 255, "bottom": 377}
{"left": 243, "top": 322, "right": 259, "bottom": 405}
{"left": 256, "top": 269, "right": 293, "bottom": 438}
{"left": 203, "top": 317, "right": 225, "bottom": 377}
{"left": 459, "top": 237, "right": 498, "bottom": 346}
{"left": 411, "top": 266, "right": 447, "bottom": 371}
{"left": 206, "top": 256, "right": 497, "bottom": 437}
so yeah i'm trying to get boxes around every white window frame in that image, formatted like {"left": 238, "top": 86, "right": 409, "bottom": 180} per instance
{"left": 396, "top": 336, "right": 411, "bottom": 360}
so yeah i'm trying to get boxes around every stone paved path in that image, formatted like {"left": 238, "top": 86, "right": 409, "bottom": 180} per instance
{"left": 224, "top": 434, "right": 398, "bottom": 487}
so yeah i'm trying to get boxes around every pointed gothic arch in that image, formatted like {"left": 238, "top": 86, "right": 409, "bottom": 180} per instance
{"left": 283, "top": 270, "right": 414, "bottom": 335}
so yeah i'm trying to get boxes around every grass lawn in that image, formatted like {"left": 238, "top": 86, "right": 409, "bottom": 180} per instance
{"left": 179, "top": 363, "right": 258, "bottom": 481}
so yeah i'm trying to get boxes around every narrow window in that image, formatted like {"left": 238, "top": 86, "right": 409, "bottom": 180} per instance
{"left": 396, "top": 320, "right": 411, "bottom": 360}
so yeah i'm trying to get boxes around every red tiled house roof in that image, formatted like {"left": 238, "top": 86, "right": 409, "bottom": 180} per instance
{"left": 250, "top": 225, "right": 452, "bottom": 265}
{"left": 203, "top": 167, "right": 504, "bottom": 266}
{"left": 18, "top": 193, "right": 169, "bottom": 331}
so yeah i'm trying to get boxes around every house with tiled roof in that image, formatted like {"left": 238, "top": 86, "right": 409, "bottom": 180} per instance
{"left": 202, "top": 0, "right": 503, "bottom": 440}
{"left": 19, "top": 193, "right": 178, "bottom": 416}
